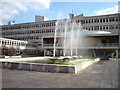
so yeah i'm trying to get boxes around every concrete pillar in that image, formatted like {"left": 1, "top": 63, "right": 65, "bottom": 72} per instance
{"left": 41, "top": 37, "right": 43, "bottom": 47}
{"left": 119, "top": 35, "right": 120, "bottom": 44}
{"left": 93, "top": 26, "right": 94, "bottom": 31}
{"left": 116, "top": 50, "right": 118, "bottom": 59}
{"left": 108, "top": 25, "right": 110, "bottom": 30}
{"left": 92, "top": 49, "right": 96, "bottom": 57}
{"left": 0, "top": 39, "right": 2, "bottom": 45}
{"left": 59, "top": 49, "right": 62, "bottom": 56}
{"left": 44, "top": 49, "right": 46, "bottom": 57}
{"left": 101, "top": 26, "right": 103, "bottom": 30}
{"left": 112, "top": 52, "right": 114, "bottom": 58}
{"left": 105, "top": 25, "right": 106, "bottom": 30}
{"left": 103, "top": 51, "right": 106, "bottom": 57}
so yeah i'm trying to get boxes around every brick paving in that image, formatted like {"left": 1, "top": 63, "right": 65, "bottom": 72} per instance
{"left": 2, "top": 60, "right": 119, "bottom": 88}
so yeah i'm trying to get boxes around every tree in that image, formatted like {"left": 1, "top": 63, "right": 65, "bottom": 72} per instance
{"left": 8, "top": 47, "right": 16, "bottom": 56}
{"left": 1, "top": 45, "right": 9, "bottom": 56}
{"left": 1, "top": 46, "right": 16, "bottom": 56}
{"left": 1, "top": 45, "right": 24, "bottom": 57}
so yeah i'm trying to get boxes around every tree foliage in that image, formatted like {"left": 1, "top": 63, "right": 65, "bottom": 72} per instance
{"left": 1, "top": 46, "right": 23, "bottom": 56}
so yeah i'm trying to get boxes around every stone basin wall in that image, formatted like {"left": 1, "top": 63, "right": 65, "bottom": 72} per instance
{"left": 0, "top": 58, "right": 100, "bottom": 74}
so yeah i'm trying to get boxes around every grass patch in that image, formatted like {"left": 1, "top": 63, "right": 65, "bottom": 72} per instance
{"left": 55, "top": 59, "right": 92, "bottom": 65}
{"left": 25, "top": 58, "right": 92, "bottom": 65}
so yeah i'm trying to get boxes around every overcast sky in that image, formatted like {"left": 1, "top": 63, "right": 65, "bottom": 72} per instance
{"left": 1, "top": 0, "right": 119, "bottom": 25}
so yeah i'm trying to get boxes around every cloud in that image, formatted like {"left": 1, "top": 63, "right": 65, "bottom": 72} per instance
{"left": 95, "top": 5, "right": 119, "bottom": 15}
{"left": 0, "top": 0, "right": 51, "bottom": 25}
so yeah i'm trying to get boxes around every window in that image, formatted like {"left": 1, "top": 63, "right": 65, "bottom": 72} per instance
{"left": 116, "top": 26, "right": 118, "bottom": 29}
{"left": 1, "top": 41, "right": 4, "bottom": 44}
{"left": 94, "top": 19, "right": 99, "bottom": 23}
{"left": 36, "top": 24, "right": 39, "bottom": 27}
{"left": 115, "top": 18, "right": 118, "bottom": 21}
{"left": 91, "top": 26, "right": 93, "bottom": 30}
{"left": 88, "top": 27, "right": 90, "bottom": 30}
{"left": 91, "top": 20, "right": 94, "bottom": 23}
{"left": 109, "top": 25, "right": 114, "bottom": 29}
{"left": 109, "top": 18, "right": 114, "bottom": 22}
{"left": 106, "top": 18, "right": 108, "bottom": 22}
{"left": 100, "top": 18, "right": 102, "bottom": 22}
{"left": 103, "top": 18, "right": 105, "bottom": 22}
{"left": 103, "top": 26, "right": 105, "bottom": 30}
{"left": 85, "top": 20, "right": 88, "bottom": 23}
{"left": 111, "top": 18, "right": 115, "bottom": 21}
{"left": 106, "top": 26, "right": 108, "bottom": 30}
{"left": 81, "top": 20, "right": 85, "bottom": 24}
{"left": 101, "top": 40, "right": 106, "bottom": 43}
{"left": 88, "top": 20, "right": 91, "bottom": 23}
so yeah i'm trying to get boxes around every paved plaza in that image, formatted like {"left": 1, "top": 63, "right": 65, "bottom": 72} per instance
{"left": 2, "top": 60, "right": 119, "bottom": 88}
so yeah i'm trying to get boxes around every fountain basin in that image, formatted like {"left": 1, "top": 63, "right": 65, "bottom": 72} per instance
{"left": 0, "top": 58, "right": 100, "bottom": 74}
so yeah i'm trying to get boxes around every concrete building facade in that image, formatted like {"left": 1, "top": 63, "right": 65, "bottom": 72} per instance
{"left": 0, "top": 13, "right": 120, "bottom": 58}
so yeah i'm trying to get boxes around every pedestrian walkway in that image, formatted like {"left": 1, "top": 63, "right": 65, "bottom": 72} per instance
{"left": 2, "top": 60, "right": 119, "bottom": 88}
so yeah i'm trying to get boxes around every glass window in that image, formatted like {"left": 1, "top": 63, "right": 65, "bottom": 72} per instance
{"left": 103, "top": 18, "right": 105, "bottom": 22}
{"left": 106, "top": 18, "right": 108, "bottom": 22}
{"left": 100, "top": 18, "right": 102, "bottom": 22}
{"left": 106, "top": 26, "right": 108, "bottom": 29}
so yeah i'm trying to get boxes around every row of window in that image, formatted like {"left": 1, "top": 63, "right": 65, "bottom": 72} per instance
{"left": 3, "top": 25, "right": 119, "bottom": 36}
{"left": 83, "top": 25, "right": 120, "bottom": 30}
{"left": 2, "top": 29, "right": 66, "bottom": 36}
{"left": 2, "top": 22, "right": 56, "bottom": 30}
{"left": 2, "top": 16, "right": 120, "bottom": 30}
{"left": 0, "top": 39, "right": 27, "bottom": 46}
{"left": 79, "top": 17, "right": 120, "bottom": 24}
{"left": 17, "top": 36, "right": 40, "bottom": 40}
{"left": 2, "top": 29, "right": 55, "bottom": 35}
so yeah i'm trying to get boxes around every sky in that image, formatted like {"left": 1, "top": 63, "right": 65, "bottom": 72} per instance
{"left": 1, "top": 0, "right": 120, "bottom": 25}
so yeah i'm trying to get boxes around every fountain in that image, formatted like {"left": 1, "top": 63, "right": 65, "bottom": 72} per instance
{"left": 53, "top": 17, "right": 83, "bottom": 57}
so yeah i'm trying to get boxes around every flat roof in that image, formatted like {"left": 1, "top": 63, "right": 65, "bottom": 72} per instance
{"left": 1, "top": 13, "right": 119, "bottom": 27}
{"left": 0, "top": 37, "right": 28, "bottom": 43}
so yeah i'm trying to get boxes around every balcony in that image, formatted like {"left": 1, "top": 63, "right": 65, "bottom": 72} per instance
{"left": 42, "top": 43, "right": 119, "bottom": 49}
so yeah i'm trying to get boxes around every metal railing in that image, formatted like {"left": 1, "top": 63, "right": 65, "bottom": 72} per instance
{"left": 43, "top": 44, "right": 62, "bottom": 47}
{"left": 97, "top": 43, "right": 120, "bottom": 47}
{"left": 43, "top": 43, "right": 120, "bottom": 48}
